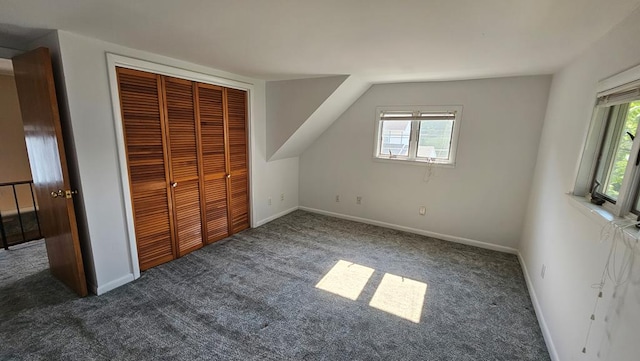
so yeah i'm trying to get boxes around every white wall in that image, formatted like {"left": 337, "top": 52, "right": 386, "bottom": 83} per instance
{"left": 24, "top": 31, "right": 98, "bottom": 287}
{"left": 300, "top": 76, "right": 551, "bottom": 250}
{"left": 520, "top": 7, "right": 640, "bottom": 361}
{"left": 53, "top": 30, "right": 298, "bottom": 294}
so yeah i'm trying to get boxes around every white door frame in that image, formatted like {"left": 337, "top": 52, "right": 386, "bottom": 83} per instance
{"left": 106, "top": 53, "right": 255, "bottom": 279}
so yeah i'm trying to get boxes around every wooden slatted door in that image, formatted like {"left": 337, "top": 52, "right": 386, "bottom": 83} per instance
{"left": 116, "top": 68, "right": 176, "bottom": 270}
{"left": 163, "top": 76, "right": 205, "bottom": 256}
{"left": 226, "top": 88, "right": 250, "bottom": 233}
{"left": 197, "top": 83, "right": 230, "bottom": 243}
{"left": 117, "top": 68, "right": 250, "bottom": 271}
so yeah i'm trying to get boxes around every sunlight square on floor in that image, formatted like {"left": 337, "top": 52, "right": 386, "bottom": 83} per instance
{"left": 369, "top": 273, "right": 427, "bottom": 323}
{"left": 315, "top": 260, "right": 375, "bottom": 300}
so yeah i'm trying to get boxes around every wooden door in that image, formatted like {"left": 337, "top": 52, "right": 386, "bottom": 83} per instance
{"left": 12, "top": 48, "right": 88, "bottom": 296}
{"left": 116, "top": 67, "right": 250, "bottom": 271}
{"left": 226, "top": 88, "right": 250, "bottom": 233}
{"left": 197, "top": 83, "right": 230, "bottom": 242}
{"left": 162, "top": 76, "right": 205, "bottom": 256}
{"left": 116, "top": 68, "right": 176, "bottom": 270}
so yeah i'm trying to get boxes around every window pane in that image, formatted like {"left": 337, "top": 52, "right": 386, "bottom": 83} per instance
{"left": 624, "top": 102, "right": 640, "bottom": 211}
{"left": 380, "top": 120, "right": 411, "bottom": 157}
{"left": 595, "top": 102, "right": 639, "bottom": 201}
{"left": 417, "top": 120, "right": 454, "bottom": 159}
{"left": 593, "top": 109, "right": 621, "bottom": 197}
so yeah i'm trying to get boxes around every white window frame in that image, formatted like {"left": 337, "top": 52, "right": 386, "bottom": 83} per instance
{"left": 373, "top": 105, "right": 463, "bottom": 166}
{"left": 574, "top": 63, "right": 640, "bottom": 218}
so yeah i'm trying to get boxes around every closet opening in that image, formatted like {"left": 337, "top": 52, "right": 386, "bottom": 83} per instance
{"left": 110, "top": 58, "right": 251, "bottom": 273}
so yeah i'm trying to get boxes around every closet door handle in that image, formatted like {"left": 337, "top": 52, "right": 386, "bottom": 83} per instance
{"left": 226, "top": 174, "right": 231, "bottom": 179}
{"left": 171, "top": 182, "right": 178, "bottom": 188}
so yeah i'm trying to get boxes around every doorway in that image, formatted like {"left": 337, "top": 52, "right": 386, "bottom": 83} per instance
{"left": 0, "top": 47, "right": 89, "bottom": 297}
{"left": 0, "top": 57, "right": 47, "bottom": 284}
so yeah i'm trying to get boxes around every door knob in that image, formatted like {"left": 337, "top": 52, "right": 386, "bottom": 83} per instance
{"left": 226, "top": 174, "right": 231, "bottom": 179}
{"left": 171, "top": 182, "right": 178, "bottom": 188}
{"left": 51, "top": 189, "right": 78, "bottom": 199}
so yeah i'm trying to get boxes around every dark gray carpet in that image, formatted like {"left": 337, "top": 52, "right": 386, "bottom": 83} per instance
{"left": 0, "top": 210, "right": 550, "bottom": 360}
{"left": 0, "top": 239, "right": 48, "bottom": 285}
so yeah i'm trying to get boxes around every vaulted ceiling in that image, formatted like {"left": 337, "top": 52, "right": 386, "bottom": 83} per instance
{"left": 1, "top": 0, "right": 639, "bottom": 81}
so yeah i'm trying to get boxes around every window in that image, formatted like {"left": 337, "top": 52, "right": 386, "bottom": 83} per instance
{"left": 592, "top": 102, "right": 640, "bottom": 203}
{"left": 576, "top": 69, "right": 640, "bottom": 217}
{"left": 374, "top": 106, "right": 462, "bottom": 165}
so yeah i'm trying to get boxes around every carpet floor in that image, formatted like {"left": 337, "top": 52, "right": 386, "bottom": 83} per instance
{"left": 0, "top": 210, "right": 550, "bottom": 360}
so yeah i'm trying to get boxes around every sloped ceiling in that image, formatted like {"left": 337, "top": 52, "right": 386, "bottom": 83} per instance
{"left": 1, "top": 0, "right": 639, "bottom": 159}
{"left": 0, "top": 0, "right": 639, "bottom": 81}
{"left": 267, "top": 75, "right": 348, "bottom": 159}
{"left": 267, "top": 75, "right": 371, "bottom": 160}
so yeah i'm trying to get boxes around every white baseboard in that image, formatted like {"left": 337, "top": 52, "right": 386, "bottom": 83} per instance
{"left": 94, "top": 273, "right": 135, "bottom": 295}
{"left": 298, "top": 206, "right": 518, "bottom": 254}
{"left": 518, "top": 252, "right": 560, "bottom": 361}
{"left": 254, "top": 206, "right": 299, "bottom": 227}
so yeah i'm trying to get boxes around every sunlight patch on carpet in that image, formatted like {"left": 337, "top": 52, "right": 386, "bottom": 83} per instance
{"left": 369, "top": 273, "right": 427, "bottom": 323}
{"left": 315, "top": 260, "right": 374, "bottom": 300}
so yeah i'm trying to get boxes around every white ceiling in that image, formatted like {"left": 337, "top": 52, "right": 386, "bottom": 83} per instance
{"left": 0, "top": 0, "right": 638, "bottom": 81}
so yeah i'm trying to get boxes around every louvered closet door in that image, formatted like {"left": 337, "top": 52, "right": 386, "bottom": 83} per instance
{"left": 117, "top": 68, "right": 176, "bottom": 270}
{"left": 197, "top": 83, "right": 230, "bottom": 242}
{"left": 163, "top": 76, "right": 206, "bottom": 256}
{"left": 226, "top": 88, "right": 250, "bottom": 233}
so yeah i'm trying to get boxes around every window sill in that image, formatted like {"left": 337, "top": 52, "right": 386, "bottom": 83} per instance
{"left": 566, "top": 194, "right": 640, "bottom": 238}
{"left": 372, "top": 157, "right": 456, "bottom": 168}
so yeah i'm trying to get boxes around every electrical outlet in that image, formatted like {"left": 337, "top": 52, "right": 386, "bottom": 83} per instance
{"left": 336, "top": 195, "right": 340, "bottom": 202}
{"left": 268, "top": 197, "right": 272, "bottom": 206}
{"left": 280, "top": 193, "right": 285, "bottom": 202}
{"left": 356, "top": 196, "right": 362, "bottom": 205}
{"left": 419, "top": 206, "right": 426, "bottom": 215}
{"left": 541, "top": 264, "right": 546, "bottom": 279}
